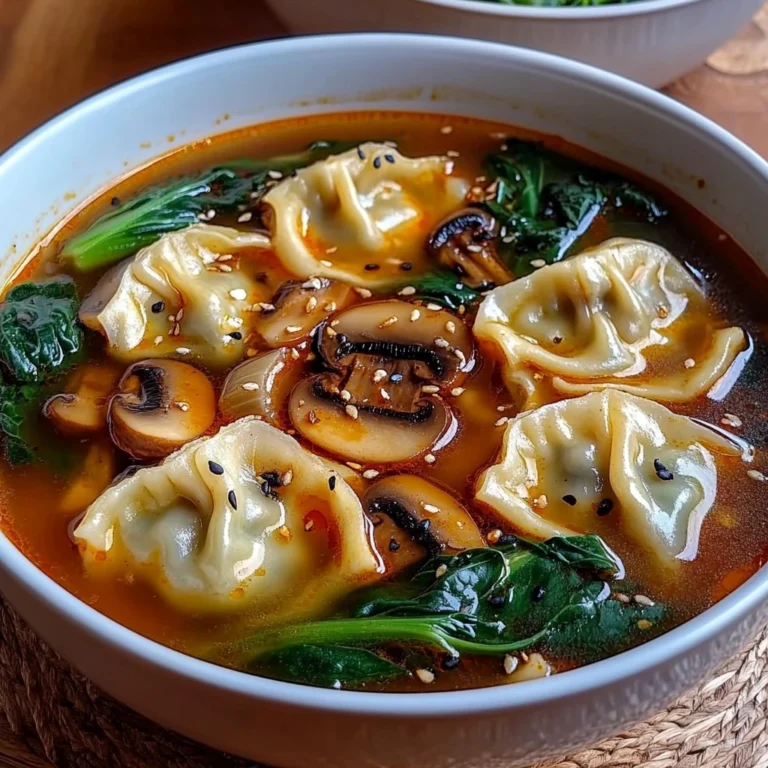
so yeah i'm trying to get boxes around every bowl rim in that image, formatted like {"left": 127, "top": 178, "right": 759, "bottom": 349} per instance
{"left": 1, "top": 31, "right": 768, "bottom": 718}
{"left": 413, "top": 0, "right": 704, "bottom": 21}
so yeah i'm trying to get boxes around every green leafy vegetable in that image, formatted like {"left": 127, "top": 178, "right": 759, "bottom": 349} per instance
{"left": 234, "top": 535, "right": 663, "bottom": 688}
{"left": 0, "top": 278, "right": 82, "bottom": 383}
{"left": 484, "top": 140, "right": 667, "bottom": 276}
{"left": 411, "top": 271, "right": 482, "bottom": 309}
{"left": 60, "top": 140, "right": 365, "bottom": 271}
{"left": 0, "top": 382, "right": 42, "bottom": 464}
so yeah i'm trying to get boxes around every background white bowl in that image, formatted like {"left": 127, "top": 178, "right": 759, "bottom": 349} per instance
{"left": 264, "top": 0, "right": 765, "bottom": 87}
{"left": 1, "top": 34, "right": 768, "bottom": 768}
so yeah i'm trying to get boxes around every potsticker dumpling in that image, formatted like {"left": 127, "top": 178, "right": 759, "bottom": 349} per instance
{"left": 79, "top": 224, "right": 272, "bottom": 368}
{"left": 476, "top": 391, "right": 741, "bottom": 567}
{"left": 263, "top": 142, "right": 468, "bottom": 286}
{"left": 73, "top": 417, "right": 381, "bottom": 615}
{"left": 474, "top": 238, "right": 746, "bottom": 408}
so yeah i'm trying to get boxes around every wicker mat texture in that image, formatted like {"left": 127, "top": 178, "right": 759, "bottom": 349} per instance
{"left": 1, "top": 598, "right": 767, "bottom": 768}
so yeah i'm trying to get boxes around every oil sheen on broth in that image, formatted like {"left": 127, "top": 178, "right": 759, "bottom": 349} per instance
{"left": 0, "top": 112, "right": 765, "bottom": 693}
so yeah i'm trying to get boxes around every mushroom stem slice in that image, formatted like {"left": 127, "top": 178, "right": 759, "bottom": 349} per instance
{"left": 289, "top": 375, "right": 453, "bottom": 465}
{"left": 428, "top": 207, "right": 512, "bottom": 289}
{"left": 109, "top": 359, "right": 216, "bottom": 460}
{"left": 364, "top": 475, "right": 485, "bottom": 560}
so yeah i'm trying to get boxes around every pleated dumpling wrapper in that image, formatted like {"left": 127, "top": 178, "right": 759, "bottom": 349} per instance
{"left": 79, "top": 224, "right": 273, "bottom": 369}
{"left": 475, "top": 391, "right": 742, "bottom": 567}
{"left": 263, "top": 142, "right": 468, "bottom": 287}
{"left": 74, "top": 417, "right": 381, "bottom": 616}
{"left": 473, "top": 238, "right": 746, "bottom": 408}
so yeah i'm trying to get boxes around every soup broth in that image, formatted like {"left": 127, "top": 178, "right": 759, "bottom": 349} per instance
{"left": 0, "top": 111, "right": 766, "bottom": 692}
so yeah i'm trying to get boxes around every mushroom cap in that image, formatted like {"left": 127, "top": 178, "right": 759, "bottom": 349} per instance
{"left": 289, "top": 374, "right": 455, "bottom": 465}
{"left": 109, "top": 359, "right": 216, "bottom": 460}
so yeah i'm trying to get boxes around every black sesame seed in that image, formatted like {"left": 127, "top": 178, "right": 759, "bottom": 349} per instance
{"left": 390, "top": 373, "right": 404, "bottom": 383}
{"left": 532, "top": 585, "right": 546, "bottom": 602}
{"left": 654, "top": 459, "right": 674, "bottom": 481}
{"left": 552, "top": 335, "right": 563, "bottom": 345}
{"left": 400, "top": 262, "right": 413, "bottom": 272}
{"left": 110, "top": 196, "right": 120, "bottom": 206}
{"left": 364, "top": 263, "right": 380, "bottom": 271}
{"left": 384, "top": 154, "right": 395, "bottom": 164}
{"left": 229, "top": 331, "right": 243, "bottom": 340}
{"left": 208, "top": 461, "right": 224, "bottom": 475}
{"left": 497, "top": 534, "right": 517, "bottom": 546}
{"left": 596, "top": 498, "right": 614, "bottom": 517}
{"left": 261, "top": 471, "right": 281, "bottom": 486}
{"left": 357, "top": 147, "right": 365, "bottom": 160}
{"left": 442, "top": 655, "right": 460, "bottom": 670}
{"left": 373, "top": 156, "right": 382, "bottom": 169}
{"left": 228, "top": 490, "right": 238, "bottom": 509}
{"left": 416, "top": 519, "right": 431, "bottom": 535}
{"left": 151, "top": 301, "right": 165, "bottom": 314}
{"left": 488, "top": 594, "right": 506, "bottom": 607}
{"left": 388, "top": 537, "right": 400, "bottom": 552}
{"left": 328, "top": 475, "right": 337, "bottom": 491}
{"left": 562, "top": 494, "right": 577, "bottom": 506}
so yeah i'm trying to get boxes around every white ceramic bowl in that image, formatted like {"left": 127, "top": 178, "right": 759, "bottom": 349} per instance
{"left": 1, "top": 34, "right": 767, "bottom": 768}
{"left": 265, "top": 0, "right": 765, "bottom": 87}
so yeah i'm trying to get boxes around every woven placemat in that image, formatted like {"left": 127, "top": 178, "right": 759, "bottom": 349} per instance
{"left": 1, "top": 598, "right": 767, "bottom": 768}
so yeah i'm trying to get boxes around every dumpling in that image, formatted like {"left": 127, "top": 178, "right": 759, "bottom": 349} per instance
{"left": 73, "top": 417, "right": 381, "bottom": 615}
{"left": 263, "top": 142, "right": 468, "bottom": 286}
{"left": 79, "top": 224, "right": 273, "bottom": 368}
{"left": 475, "top": 391, "right": 741, "bottom": 566}
{"left": 473, "top": 238, "right": 746, "bottom": 408}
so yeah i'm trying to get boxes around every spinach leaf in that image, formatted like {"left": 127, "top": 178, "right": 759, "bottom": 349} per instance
{"left": 0, "top": 383, "right": 42, "bottom": 464}
{"left": 236, "top": 535, "right": 663, "bottom": 687}
{"left": 258, "top": 644, "right": 406, "bottom": 688}
{"left": 60, "top": 140, "right": 364, "bottom": 271}
{"left": 483, "top": 140, "right": 667, "bottom": 276}
{"left": 410, "top": 271, "right": 482, "bottom": 309}
{"left": 0, "top": 278, "right": 82, "bottom": 383}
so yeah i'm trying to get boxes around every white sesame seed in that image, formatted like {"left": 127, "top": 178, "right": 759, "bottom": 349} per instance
{"left": 268, "top": 170, "right": 283, "bottom": 180}
{"left": 380, "top": 316, "right": 398, "bottom": 328}
{"left": 398, "top": 286, "right": 416, "bottom": 296}
{"left": 320, "top": 260, "right": 333, "bottom": 267}
{"left": 530, "top": 259, "right": 546, "bottom": 268}
{"left": 458, "top": 304, "right": 466, "bottom": 316}
{"left": 533, "top": 494, "right": 548, "bottom": 508}
{"left": 615, "top": 593, "right": 631, "bottom": 604}
{"left": 325, "top": 246, "right": 338, "bottom": 254}
{"left": 424, "top": 453, "right": 436, "bottom": 464}
{"left": 487, "top": 529, "right": 502, "bottom": 544}
{"left": 305, "top": 296, "right": 318, "bottom": 313}
{"left": 229, "top": 288, "right": 247, "bottom": 301}
{"left": 721, "top": 413, "right": 742, "bottom": 428}
{"left": 330, "top": 319, "right": 340, "bottom": 327}
{"left": 373, "top": 369, "right": 388, "bottom": 383}
{"left": 362, "top": 469, "right": 380, "bottom": 479}
{"left": 304, "top": 519, "right": 315, "bottom": 532}
{"left": 502, "top": 235, "right": 515, "bottom": 244}
{"left": 326, "top": 327, "right": 337, "bottom": 337}
{"left": 435, "top": 564, "right": 448, "bottom": 578}
{"left": 332, "top": 680, "right": 342, "bottom": 690}
{"left": 684, "top": 358, "right": 696, "bottom": 369}
{"left": 258, "top": 302, "right": 275, "bottom": 312}
{"left": 446, "top": 150, "right": 460, "bottom": 157}
{"left": 168, "top": 314, "right": 176, "bottom": 323}
{"left": 176, "top": 308, "right": 185, "bottom": 321}
{"left": 380, "top": 388, "right": 391, "bottom": 401}
{"left": 410, "top": 309, "right": 421, "bottom": 322}
{"left": 434, "top": 337, "right": 449, "bottom": 349}
{"left": 355, "top": 288, "right": 373, "bottom": 299}
{"left": 445, "top": 321, "right": 456, "bottom": 334}
{"left": 748, "top": 470, "right": 767, "bottom": 482}
{"left": 503, "top": 655, "right": 519, "bottom": 676}
{"left": 286, "top": 325, "right": 302, "bottom": 333}
{"left": 454, "top": 349, "right": 467, "bottom": 365}
{"left": 290, "top": 348, "right": 300, "bottom": 360}
{"left": 634, "top": 594, "right": 655, "bottom": 607}
{"left": 421, "top": 385, "right": 440, "bottom": 394}
{"left": 451, "top": 387, "right": 465, "bottom": 397}
{"left": 345, "top": 404, "right": 359, "bottom": 420}
{"left": 153, "top": 335, "right": 163, "bottom": 345}
{"left": 218, "top": 254, "right": 233, "bottom": 262}
{"left": 218, "top": 264, "right": 233, "bottom": 272}
{"left": 242, "top": 382, "right": 260, "bottom": 391}
{"left": 324, "top": 301, "right": 337, "bottom": 312}
{"left": 237, "top": 212, "right": 253, "bottom": 223}
{"left": 416, "top": 668, "right": 435, "bottom": 684}
{"left": 302, "top": 278, "right": 323, "bottom": 290}
{"left": 346, "top": 461, "right": 363, "bottom": 470}
{"left": 281, "top": 470, "right": 294, "bottom": 486}
{"left": 495, "top": 417, "right": 509, "bottom": 427}
{"left": 176, "top": 401, "right": 189, "bottom": 412}
{"left": 423, "top": 504, "right": 440, "bottom": 514}
{"left": 440, "top": 126, "right": 453, "bottom": 135}
{"left": 340, "top": 389, "right": 352, "bottom": 402}
{"left": 175, "top": 347, "right": 191, "bottom": 355}
{"left": 426, "top": 303, "right": 442, "bottom": 311}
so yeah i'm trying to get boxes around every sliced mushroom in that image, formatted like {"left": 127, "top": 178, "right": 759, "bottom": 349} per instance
{"left": 254, "top": 277, "right": 353, "bottom": 346}
{"left": 364, "top": 475, "right": 485, "bottom": 564}
{"left": 317, "top": 299, "right": 474, "bottom": 387}
{"left": 427, "top": 207, "right": 512, "bottom": 289}
{"left": 44, "top": 362, "right": 122, "bottom": 437}
{"left": 109, "top": 359, "right": 215, "bottom": 459}
{"left": 219, "top": 347, "right": 306, "bottom": 427}
{"left": 59, "top": 439, "right": 118, "bottom": 515}
{"left": 290, "top": 374, "right": 454, "bottom": 464}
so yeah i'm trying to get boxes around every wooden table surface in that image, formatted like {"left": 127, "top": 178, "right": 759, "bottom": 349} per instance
{"left": 0, "top": 0, "right": 767, "bottom": 765}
